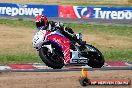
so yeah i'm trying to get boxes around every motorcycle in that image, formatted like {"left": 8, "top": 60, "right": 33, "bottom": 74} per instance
{"left": 32, "top": 28, "right": 105, "bottom": 69}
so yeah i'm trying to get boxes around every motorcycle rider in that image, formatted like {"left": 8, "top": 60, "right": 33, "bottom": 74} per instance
{"left": 35, "top": 15, "right": 86, "bottom": 45}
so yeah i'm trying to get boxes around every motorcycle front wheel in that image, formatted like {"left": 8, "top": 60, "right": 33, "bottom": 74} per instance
{"left": 80, "top": 44, "right": 105, "bottom": 68}
{"left": 39, "top": 44, "right": 64, "bottom": 69}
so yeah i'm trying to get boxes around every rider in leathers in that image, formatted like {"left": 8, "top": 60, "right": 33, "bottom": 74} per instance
{"left": 35, "top": 15, "right": 86, "bottom": 46}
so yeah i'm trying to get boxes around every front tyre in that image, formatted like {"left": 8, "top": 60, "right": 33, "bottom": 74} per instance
{"left": 80, "top": 44, "right": 105, "bottom": 68}
{"left": 39, "top": 44, "right": 64, "bottom": 69}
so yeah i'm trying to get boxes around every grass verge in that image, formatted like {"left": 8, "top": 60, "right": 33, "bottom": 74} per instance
{"left": 0, "top": 53, "right": 42, "bottom": 64}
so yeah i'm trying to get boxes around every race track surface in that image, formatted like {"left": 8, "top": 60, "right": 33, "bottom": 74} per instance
{"left": 0, "top": 61, "right": 132, "bottom": 72}
{"left": 0, "top": 62, "right": 131, "bottom": 88}
{"left": 0, "top": 70, "right": 131, "bottom": 88}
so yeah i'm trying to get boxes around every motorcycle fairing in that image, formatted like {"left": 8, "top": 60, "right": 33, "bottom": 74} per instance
{"left": 46, "top": 34, "right": 71, "bottom": 64}
{"left": 32, "top": 30, "right": 46, "bottom": 49}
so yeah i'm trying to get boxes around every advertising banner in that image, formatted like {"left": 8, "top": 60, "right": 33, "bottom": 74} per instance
{"left": 0, "top": 3, "right": 58, "bottom": 17}
{"left": 0, "top": 3, "right": 131, "bottom": 20}
{"left": 59, "top": 5, "right": 132, "bottom": 19}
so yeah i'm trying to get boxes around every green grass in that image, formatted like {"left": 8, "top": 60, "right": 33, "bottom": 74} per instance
{"left": 0, "top": 18, "right": 131, "bottom": 37}
{"left": 0, "top": 18, "right": 35, "bottom": 29}
{"left": 65, "top": 23, "right": 132, "bottom": 37}
{"left": 0, "top": 18, "right": 131, "bottom": 64}
{"left": 104, "top": 49, "right": 132, "bottom": 61}
{"left": 0, "top": 53, "right": 42, "bottom": 64}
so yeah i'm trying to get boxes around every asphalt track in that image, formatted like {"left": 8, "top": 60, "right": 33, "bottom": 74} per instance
{"left": 8, "top": 67, "right": 132, "bottom": 72}
{"left": 0, "top": 62, "right": 132, "bottom": 72}
{"left": 0, "top": 67, "right": 132, "bottom": 72}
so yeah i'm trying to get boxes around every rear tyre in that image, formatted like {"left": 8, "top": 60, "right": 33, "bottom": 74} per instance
{"left": 80, "top": 44, "right": 105, "bottom": 68}
{"left": 39, "top": 44, "right": 64, "bottom": 69}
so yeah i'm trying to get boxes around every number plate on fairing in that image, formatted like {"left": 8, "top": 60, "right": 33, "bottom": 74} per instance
{"left": 71, "top": 59, "right": 88, "bottom": 64}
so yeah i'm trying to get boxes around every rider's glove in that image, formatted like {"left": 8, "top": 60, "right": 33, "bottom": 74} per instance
{"left": 55, "top": 22, "right": 64, "bottom": 28}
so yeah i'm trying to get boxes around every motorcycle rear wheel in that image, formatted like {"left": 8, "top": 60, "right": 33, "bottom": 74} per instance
{"left": 39, "top": 44, "right": 64, "bottom": 69}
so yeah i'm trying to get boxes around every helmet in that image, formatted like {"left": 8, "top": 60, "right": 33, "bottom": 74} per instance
{"left": 35, "top": 15, "right": 48, "bottom": 29}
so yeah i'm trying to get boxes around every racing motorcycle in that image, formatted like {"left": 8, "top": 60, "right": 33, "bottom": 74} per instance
{"left": 32, "top": 27, "right": 105, "bottom": 69}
